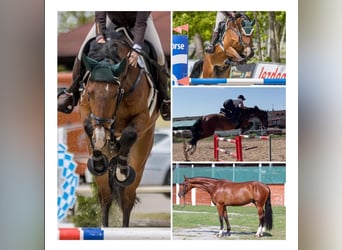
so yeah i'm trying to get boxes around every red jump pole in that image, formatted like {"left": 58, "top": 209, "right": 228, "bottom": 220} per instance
{"left": 236, "top": 136, "right": 243, "bottom": 161}
{"left": 214, "top": 134, "right": 218, "bottom": 161}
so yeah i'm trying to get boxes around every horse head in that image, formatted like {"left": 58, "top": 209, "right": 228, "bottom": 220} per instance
{"left": 178, "top": 176, "right": 191, "bottom": 198}
{"left": 236, "top": 16, "right": 255, "bottom": 59}
{"left": 252, "top": 106, "right": 268, "bottom": 129}
{"left": 82, "top": 43, "right": 129, "bottom": 151}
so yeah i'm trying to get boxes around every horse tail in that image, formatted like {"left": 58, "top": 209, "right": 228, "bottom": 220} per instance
{"left": 264, "top": 189, "right": 273, "bottom": 230}
{"left": 190, "top": 59, "right": 203, "bottom": 78}
{"left": 188, "top": 118, "right": 202, "bottom": 146}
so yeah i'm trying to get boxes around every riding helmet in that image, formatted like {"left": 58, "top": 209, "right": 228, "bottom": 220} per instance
{"left": 238, "top": 94, "right": 246, "bottom": 100}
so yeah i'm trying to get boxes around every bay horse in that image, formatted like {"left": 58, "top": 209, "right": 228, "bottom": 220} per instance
{"left": 185, "top": 106, "right": 268, "bottom": 156}
{"left": 190, "top": 14, "right": 255, "bottom": 78}
{"left": 178, "top": 176, "right": 273, "bottom": 237}
{"left": 78, "top": 27, "right": 163, "bottom": 227}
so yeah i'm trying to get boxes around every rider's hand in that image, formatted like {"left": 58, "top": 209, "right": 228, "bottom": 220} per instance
{"left": 128, "top": 51, "right": 139, "bottom": 68}
{"left": 97, "top": 37, "right": 106, "bottom": 44}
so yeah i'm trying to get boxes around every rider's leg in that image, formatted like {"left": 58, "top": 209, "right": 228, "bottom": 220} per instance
{"left": 58, "top": 24, "right": 97, "bottom": 114}
{"left": 144, "top": 15, "right": 170, "bottom": 121}
{"left": 205, "top": 12, "right": 226, "bottom": 54}
{"left": 57, "top": 58, "right": 84, "bottom": 114}
{"left": 205, "top": 31, "right": 219, "bottom": 54}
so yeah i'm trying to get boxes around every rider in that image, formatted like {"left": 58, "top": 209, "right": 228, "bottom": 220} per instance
{"left": 222, "top": 94, "right": 246, "bottom": 124}
{"left": 58, "top": 11, "right": 170, "bottom": 121}
{"left": 205, "top": 11, "right": 239, "bottom": 54}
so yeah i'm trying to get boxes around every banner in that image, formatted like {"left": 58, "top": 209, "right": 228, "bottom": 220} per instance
{"left": 172, "top": 35, "right": 188, "bottom": 85}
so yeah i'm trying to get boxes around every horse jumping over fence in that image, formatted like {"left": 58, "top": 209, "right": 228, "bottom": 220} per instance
{"left": 178, "top": 176, "right": 273, "bottom": 237}
{"left": 190, "top": 13, "right": 255, "bottom": 78}
{"left": 78, "top": 27, "right": 164, "bottom": 227}
{"left": 184, "top": 106, "right": 268, "bottom": 158}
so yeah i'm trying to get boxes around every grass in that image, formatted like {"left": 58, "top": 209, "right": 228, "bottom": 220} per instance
{"left": 173, "top": 205, "right": 286, "bottom": 240}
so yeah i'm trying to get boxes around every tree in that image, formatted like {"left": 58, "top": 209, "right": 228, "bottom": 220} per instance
{"left": 58, "top": 11, "right": 94, "bottom": 34}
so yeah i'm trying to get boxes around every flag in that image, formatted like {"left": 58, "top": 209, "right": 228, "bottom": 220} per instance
{"left": 173, "top": 24, "right": 189, "bottom": 34}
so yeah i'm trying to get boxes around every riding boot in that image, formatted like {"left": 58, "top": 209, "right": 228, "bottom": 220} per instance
{"left": 205, "top": 31, "right": 219, "bottom": 54}
{"left": 157, "top": 63, "right": 170, "bottom": 121}
{"left": 58, "top": 58, "right": 84, "bottom": 114}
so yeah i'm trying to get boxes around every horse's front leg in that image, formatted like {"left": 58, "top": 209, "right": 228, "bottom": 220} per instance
{"left": 225, "top": 47, "right": 246, "bottom": 64}
{"left": 223, "top": 206, "right": 231, "bottom": 236}
{"left": 114, "top": 125, "right": 137, "bottom": 186}
{"left": 216, "top": 205, "right": 225, "bottom": 237}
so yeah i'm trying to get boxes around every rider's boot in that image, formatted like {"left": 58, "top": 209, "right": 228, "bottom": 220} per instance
{"left": 157, "top": 63, "right": 171, "bottom": 121}
{"left": 58, "top": 58, "right": 84, "bottom": 114}
{"left": 205, "top": 31, "right": 219, "bottom": 54}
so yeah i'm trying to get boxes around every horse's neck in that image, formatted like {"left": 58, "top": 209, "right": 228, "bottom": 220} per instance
{"left": 190, "top": 179, "right": 216, "bottom": 194}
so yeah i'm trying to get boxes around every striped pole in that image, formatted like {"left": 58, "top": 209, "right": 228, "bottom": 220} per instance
{"left": 180, "top": 77, "right": 286, "bottom": 85}
{"left": 190, "top": 78, "right": 285, "bottom": 85}
{"left": 214, "top": 135, "right": 242, "bottom": 161}
{"left": 58, "top": 227, "right": 171, "bottom": 240}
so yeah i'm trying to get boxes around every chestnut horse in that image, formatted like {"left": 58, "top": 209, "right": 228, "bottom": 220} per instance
{"left": 190, "top": 14, "right": 255, "bottom": 78}
{"left": 184, "top": 106, "right": 268, "bottom": 156}
{"left": 178, "top": 176, "right": 273, "bottom": 237}
{"left": 78, "top": 27, "right": 162, "bottom": 227}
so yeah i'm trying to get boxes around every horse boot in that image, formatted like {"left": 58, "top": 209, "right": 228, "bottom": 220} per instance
{"left": 157, "top": 63, "right": 171, "bottom": 121}
{"left": 58, "top": 58, "right": 84, "bottom": 114}
{"left": 205, "top": 31, "right": 219, "bottom": 54}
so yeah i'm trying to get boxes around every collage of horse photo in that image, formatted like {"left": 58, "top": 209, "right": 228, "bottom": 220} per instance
{"left": 55, "top": 10, "right": 293, "bottom": 245}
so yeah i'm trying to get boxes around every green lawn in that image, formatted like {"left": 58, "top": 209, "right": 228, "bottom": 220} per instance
{"left": 173, "top": 205, "right": 286, "bottom": 240}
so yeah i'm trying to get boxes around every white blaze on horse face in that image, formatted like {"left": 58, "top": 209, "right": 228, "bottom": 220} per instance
{"left": 93, "top": 126, "right": 106, "bottom": 150}
{"left": 105, "top": 84, "right": 109, "bottom": 92}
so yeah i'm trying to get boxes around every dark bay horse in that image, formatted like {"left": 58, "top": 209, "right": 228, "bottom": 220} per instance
{"left": 185, "top": 106, "right": 268, "bottom": 156}
{"left": 78, "top": 27, "right": 162, "bottom": 227}
{"left": 190, "top": 14, "right": 255, "bottom": 78}
{"left": 178, "top": 176, "right": 273, "bottom": 237}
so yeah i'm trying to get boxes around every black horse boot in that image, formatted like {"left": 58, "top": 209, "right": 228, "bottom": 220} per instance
{"left": 58, "top": 58, "right": 84, "bottom": 114}
{"left": 157, "top": 63, "right": 171, "bottom": 121}
{"left": 205, "top": 31, "right": 219, "bottom": 54}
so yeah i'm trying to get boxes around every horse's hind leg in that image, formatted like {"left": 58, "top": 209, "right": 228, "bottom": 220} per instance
{"left": 96, "top": 176, "right": 113, "bottom": 227}
{"left": 121, "top": 187, "right": 137, "bottom": 227}
{"left": 255, "top": 205, "right": 265, "bottom": 237}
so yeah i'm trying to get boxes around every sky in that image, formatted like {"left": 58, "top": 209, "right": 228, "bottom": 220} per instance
{"left": 172, "top": 86, "right": 286, "bottom": 117}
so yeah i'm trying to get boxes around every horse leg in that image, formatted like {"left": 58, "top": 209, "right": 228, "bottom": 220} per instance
{"left": 216, "top": 204, "right": 225, "bottom": 237}
{"left": 115, "top": 125, "right": 137, "bottom": 185}
{"left": 120, "top": 186, "right": 138, "bottom": 227}
{"left": 255, "top": 205, "right": 265, "bottom": 237}
{"left": 225, "top": 47, "right": 246, "bottom": 64}
{"left": 223, "top": 206, "right": 231, "bottom": 236}
{"left": 202, "top": 54, "right": 214, "bottom": 78}
{"left": 95, "top": 175, "right": 113, "bottom": 227}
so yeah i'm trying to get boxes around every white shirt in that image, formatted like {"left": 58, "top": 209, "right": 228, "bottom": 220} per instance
{"left": 232, "top": 98, "right": 244, "bottom": 108}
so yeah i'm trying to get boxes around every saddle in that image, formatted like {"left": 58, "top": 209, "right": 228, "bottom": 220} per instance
{"left": 219, "top": 108, "right": 233, "bottom": 119}
{"left": 105, "top": 27, "right": 159, "bottom": 85}
{"left": 81, "top": 27, "right": 159, "bottom": 87}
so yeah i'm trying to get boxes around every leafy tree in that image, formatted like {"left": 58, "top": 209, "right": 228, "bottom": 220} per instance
{"left": 58, "top": 11, "right": 94, "bottom": 34}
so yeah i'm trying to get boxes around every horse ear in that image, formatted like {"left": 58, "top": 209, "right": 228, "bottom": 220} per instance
{"left": 251, "top": 19, "right": 255, "bottom": 26}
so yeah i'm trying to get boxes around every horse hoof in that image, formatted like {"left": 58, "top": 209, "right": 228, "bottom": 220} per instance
{"left": 87, "top": 153, "right": 108, "bottom": 176}
{"left": 113, "top": 165, "right": 136, "bottom": 187}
